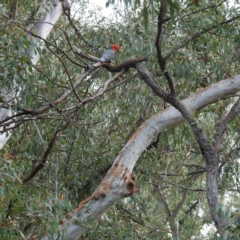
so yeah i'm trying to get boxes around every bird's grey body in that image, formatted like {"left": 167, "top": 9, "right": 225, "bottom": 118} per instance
{"left": 99, "top": 47, "right": 115, "bottom": 62}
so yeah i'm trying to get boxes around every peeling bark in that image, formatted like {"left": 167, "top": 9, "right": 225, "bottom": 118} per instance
{"left": 38, "top": 74, "right": 240, "bottom": 239}
{"left": 136, "top": 64, "right": 229, "bottom": 230}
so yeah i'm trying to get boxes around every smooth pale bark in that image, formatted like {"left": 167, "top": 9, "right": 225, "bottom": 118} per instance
{"left": 136, "top": 64, "right": 228, "bottom": 229}
{"left": 39, "top": 75, "right": 240, "bottom": 240}
{"left": 28, "top": 1, "right": 65, "bottom": 65}
{"left": 0, "top": 0, "right": 68, "bottom": 149}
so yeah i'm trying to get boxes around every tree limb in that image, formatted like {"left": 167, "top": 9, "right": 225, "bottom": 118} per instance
{"left": 37, "top": 73, "right": 240, "bottom": 239}
{"left": 214, "top": 96, "right": 240, "bottom": 152}
{"left": 172, "top": 189, "right": 188, "bottom": 219}
{"left": 178, "top": 200, "right": 199, "bottom": 227}
{"left": 22, "top": 122, "right": 69, "bottom": 184}
{"left": 9, "top": 0, "right": 18, "bottom": 19}
{"left": 163, "top": 15, "right": 240, "bottom": 61}
{"left": 136, "top": 63, "right": 228, "bottom": 229}
{"left": 155, "top": 0, "right": 176, "bottom": 94}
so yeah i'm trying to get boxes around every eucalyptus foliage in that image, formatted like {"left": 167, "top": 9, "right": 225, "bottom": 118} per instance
{"left": 1, "top": 0, "right": 240, "bottom": 239}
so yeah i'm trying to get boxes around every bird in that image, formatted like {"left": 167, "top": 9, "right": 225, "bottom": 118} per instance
{"left": 99, "top": 44, "right": 120, "bottom": 63}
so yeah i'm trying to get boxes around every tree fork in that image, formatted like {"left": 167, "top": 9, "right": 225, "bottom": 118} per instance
{"left": 136, "top": 64, "right": 228, "bottom": 230}
{"left": 38, "top": 71, "right": 240, "bottom": 239}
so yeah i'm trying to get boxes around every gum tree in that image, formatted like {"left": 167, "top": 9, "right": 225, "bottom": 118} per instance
{"left": 1, "top": 0, "right": 240, "bottom": 239}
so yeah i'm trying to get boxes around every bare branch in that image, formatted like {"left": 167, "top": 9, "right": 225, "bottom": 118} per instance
{"left": 214, "top": 97, "right": 240, "bottom": 152}
{"left": 73, "top": 45, "right": 99, "bottom": 62}
{"left": 37, "top": 73, "right": 240, "bottom": 239}
{"left": 164, "top": 15, "right": 240, "bottom": 61}
{"left": 9, "top": 0, "right": 18, "bottom": 19}
{"left": 31, "top": 64, "right": 71, "bottom": 90}
{"left": 6, "top": 18, "right": 86, "bottom": 68}
{"left": 99, "top": 58, "right": 148, "bottom": 72}
{"left": 74, "top": 46, "right": 148, "bottom": 71}
{"left": 63, "top": 7, "right": 94, "bottom": 48}
{"left": 136, "top": 63, "right": 228, "bottom": 229}
{"left": 158, "top": 190, "right": 172, "bottom": 218}
{"left": 22, "top": 122, "right": 69, "bottom": 184}
{"left": 65, "top": 69, "right": 127, "bottom": 111}
{"left": 155, "top": 0, "right": 176, "bottom": 94}
{"left": 178, "top": 200, "right": 199, "bottom": 227}
{"left": 22, "top": 67, "right": 96, "bottom": 115}
{"left": 172, "top": 189, "right": 188, "bottom": 219}
{"left": 180, "top": 0, "right": 226, "bottom": 20}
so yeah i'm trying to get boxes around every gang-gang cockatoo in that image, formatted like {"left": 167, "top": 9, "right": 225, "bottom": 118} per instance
{"left": 99, "top": 44, "right": 120, "bottom": 62}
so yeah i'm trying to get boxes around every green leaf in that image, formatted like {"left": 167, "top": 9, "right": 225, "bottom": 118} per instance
{"left": 143, "top": 6, "right": 148, "bottom": 30}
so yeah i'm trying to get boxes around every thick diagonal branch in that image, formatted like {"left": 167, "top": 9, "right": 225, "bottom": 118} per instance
{"left": 136, "top": 63, "right": 228, "bottom": 230}
{"left": 37, "top": 73, "right": 240, "bottom": 239}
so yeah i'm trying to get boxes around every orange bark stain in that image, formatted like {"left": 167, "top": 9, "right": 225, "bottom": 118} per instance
{"left": 106, "top": 158, "right": 122, "bottom": 177}
{"left": 194, "top": 85, "right": 211, "bottom": 95}
{"left": 74, "top": 181, "right": 113, "bottom": 212}
{"left": 114, "top": 161, "right": 119, "bottom": 168}
{"left": 129, "top": 123, "right": 147, "bottom": 143}
{"left": 107, "top": 166, "right": 124, "bottom": 177}
{"left": 114, "top": 168, "right": 125, "bottom": 176}
{"left": 125, "top": 172, "right": 137, "bottom": 196}
{"left": 151, "top": 107, "right": 170, "bottom": 118}
{"left": 75, "top": 195, "right": 94, "bottom": 212}
{"left": 27, "top": 236, "right": 39, "bottom": 240}
{"left": 121, "top": 167, "right": 130, "bottom": 181}
{"left": 94, "top": 181, "right": 113, "bottom": 199}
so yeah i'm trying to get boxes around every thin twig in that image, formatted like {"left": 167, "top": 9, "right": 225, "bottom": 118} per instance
{"left": 22, "top": 121, "right": 69, "bottom": 184}
{"left": 163, "top": 15, "right": 240, "bottom": 61}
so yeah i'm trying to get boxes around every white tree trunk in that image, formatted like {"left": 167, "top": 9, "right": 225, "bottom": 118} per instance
{"left": 39, "top": 75, "right": 240, "bottom": 240}
{"left": 0, "top": 0, "right": 68, "bottom": 149}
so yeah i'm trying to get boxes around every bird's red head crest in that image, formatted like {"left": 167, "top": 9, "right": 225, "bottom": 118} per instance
{"left": 112, "top": 44, "right": 120, "bottom": 52}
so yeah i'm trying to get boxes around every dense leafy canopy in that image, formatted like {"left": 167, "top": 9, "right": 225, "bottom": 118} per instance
{"left": 1, "top": 0, "right": 240, "bottom": 239}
